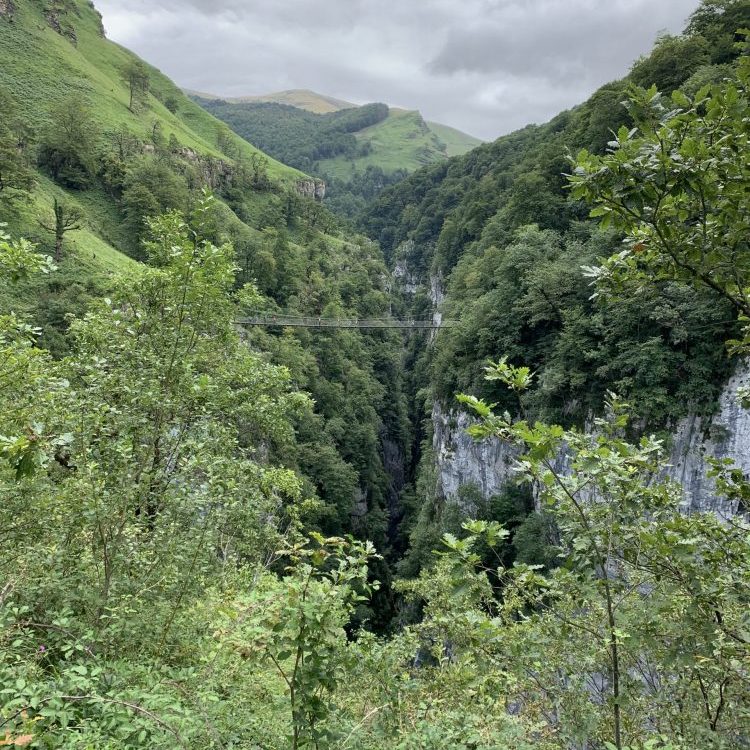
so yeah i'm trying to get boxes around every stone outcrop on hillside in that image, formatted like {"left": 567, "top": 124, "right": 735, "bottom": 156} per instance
{"left": 0, "top": 0, "right": 16, "bottom": 19}
{"left": 176, "top": 148, "right": 235, "bottom": 191}
{"left": 44, "top": 1, "right": 79, "bottom": 45}
{"left": 295, "top": 178, "right": 326, "bottom": 202}
{"left": 432, "top": 364, "right": 750, "bottom": 517}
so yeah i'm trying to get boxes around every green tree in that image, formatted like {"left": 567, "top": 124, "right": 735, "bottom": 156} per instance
{"left": 122, "top": 59, "right": 150, "bottom": 113}
{"left": 0, "top": 198, "right": 310, "bottom": 746}
{"left": 38, "top": 94, "right": 100, "bottom": 189}
{"left": 121, "top": 157, "right": 189, "bottom": 253}
{"left": 454, "top": 359, "right": 750, "bottom": 748}
{"left": 164, "top": 94, "right": 180, "bottom": 114}
{"left": 570, "top": 58, "right": 750, "bottom": 320}
{"left": 38, "top": 197, "right": 83, "bottom": 262}
{"left": 231, "top": 534, "right": 377, "bottom": 749}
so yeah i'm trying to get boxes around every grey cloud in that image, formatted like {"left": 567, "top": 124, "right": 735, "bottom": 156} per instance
{"left": 95, "top": 0, "right": 700, "bottom": 141}
{"left": 430, "top": 0, "right": 698, "bottom": 81}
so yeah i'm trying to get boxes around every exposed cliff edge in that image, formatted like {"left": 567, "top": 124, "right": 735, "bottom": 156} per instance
{"left": 0, "top": 0, "right": 15, "bottom": 18}
{"left": 295, "top": 178, "right": 326, "bottom": 202}
{"left": 433, "top": 363, "right": 749, "bottom": 517}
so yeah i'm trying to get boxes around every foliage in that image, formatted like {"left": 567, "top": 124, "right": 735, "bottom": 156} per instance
{"left": 121, "top": 60, "right": 150, "bottom": 114}
{"left": 195, "top": 99, "right": 389, "bottom": 175}
{"left": 0, "top": 202, "right": 312, "bottom": 747}
{"left": 451, "top": 361, "right": 750, "bottom": 749}
{"left": 37, "top": 94, "right": 100, "bottom": 189}
{"left": 571, "top": 58, "right": 750, "bottom": 322}
{"left": 432, "top": 223, "right": 736, "bottom": 423}
{"left": 223, "top": 534, "right": 378, "bottom": 748}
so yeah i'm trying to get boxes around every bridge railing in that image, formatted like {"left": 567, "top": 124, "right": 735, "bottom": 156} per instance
{"left": 237, "top": 314, "right": 452, "bottom": 329}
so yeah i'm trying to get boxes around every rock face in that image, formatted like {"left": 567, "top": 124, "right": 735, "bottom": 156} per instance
{"left": 665, "top": 365, "right": 750, "bottom": 516}
{"left": 0, "top": 0, "right": 16, "bottom": 19}
{"left": 430, "top": 274, "right": 445, "bottom": 330}
{"left": 393, "top": 258, "right": 419, "bottom": 296}
{"left": 44, "top": 1, "right": 79, "bottom": 45}
{"left": 88, "top": 1, "right": 105, "bottom": 36}
{"left": 433, "top": 364, "right": 750, "bottom": 516}
{"left": 176, "top": 148, "right": 235, "bottom": 192}
{"left": 295, "top": 178, "right": 326, "bottom": 202}
{"left": 433, "top": 403, "right": 520, "bottom": 509}
{"left": 382, "top": 435, "right": 406, "bottom": 538}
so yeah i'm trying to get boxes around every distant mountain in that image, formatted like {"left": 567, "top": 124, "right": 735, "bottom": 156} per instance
{"left": 191, "top": 90, "right": 483, "bottom": 218}
{"left": 186, "top": 88, "right": 357, "bottom": 114}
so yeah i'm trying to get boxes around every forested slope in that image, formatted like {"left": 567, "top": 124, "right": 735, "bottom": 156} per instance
{"left": 366, "top": 2, "right": 749, "bottom": 424}
{"left": 363, "top": 0, "right": 750, "bottom": 576}
{"left": 0, "top": 0, "right": 411, "bottom": 569}
{"left": 2, "top": 0, "right": 750, "bottom": 747}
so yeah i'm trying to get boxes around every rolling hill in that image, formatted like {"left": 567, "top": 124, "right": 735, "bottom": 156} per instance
{"left": 219, "top": 88, "right": 358, "bottom": 114}
{"left": 192, "top": 89, "right": 482, "bottom": 176}
{"left": 192, "top": 90, "right": 482, "bottom": 218}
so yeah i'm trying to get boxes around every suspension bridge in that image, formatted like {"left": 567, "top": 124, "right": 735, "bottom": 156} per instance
{"left": 237, "top": 313, "right": 453, "bottom": 330}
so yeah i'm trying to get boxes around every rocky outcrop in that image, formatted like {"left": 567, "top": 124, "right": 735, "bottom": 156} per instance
{"left": 665, "top": 364, "right": 750, "bottom": 516}
{"left": 433, "top": 403, "right": 520, "bottom": 509}
{"left": 393, "top": 257, "right": 419, "bottom": 296}
{"left": 430, "top": 274, "right": 445, "bottom": 329}
{"left": 176, "top": 148, "right": 235, "bottom": 191}
{"left": 44, "top": 1, "right": 79, "bottom": 45}
{"left": 45, "top": 11, "right": 77, "bottom": 44}
{"left": 350, "top": 487, "right": 369, "bottom": 532}
{"left": 433, "top": 364, "right": 750, "bottom": 516}
{"left": 88, "top": 0, "right": 105, "bottom": 37}
{"left": 295, "top": 178, "right": 326, "bottom": 202}
{"left": 0, "top": 0, "right": 16, "bottom": 19}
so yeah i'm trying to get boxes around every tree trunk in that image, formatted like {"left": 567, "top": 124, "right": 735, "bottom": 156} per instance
{"left": 54, "top": 200, "right": 64, "bottom": 262}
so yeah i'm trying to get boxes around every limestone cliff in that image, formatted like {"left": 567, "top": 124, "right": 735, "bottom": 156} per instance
{"left": 0, "top": 0, "right": 15, "bottom": 19}
{"left": 433, "top": 364, "right": 749, "bottom": 517}
{"left": 295, "top": 178, "right": 326, "bottom": 202}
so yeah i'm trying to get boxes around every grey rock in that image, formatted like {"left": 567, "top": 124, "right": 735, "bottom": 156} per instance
{"left": 0, "top": 0, "right": 16, "bottom": 19}
{"left": 433, "top": 364, "right": 750, "bottom": 517}
{"left": 295, "top": 178, "right": 326, "bottom": 202}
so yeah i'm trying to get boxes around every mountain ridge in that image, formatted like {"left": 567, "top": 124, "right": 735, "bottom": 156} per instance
{"left": 191, "top": 90, "right": 483, "bottom": 219}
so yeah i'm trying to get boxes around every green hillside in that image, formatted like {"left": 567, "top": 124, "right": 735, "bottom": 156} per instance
{"left": 319, "top": 108, "right": 475, "bottom": 179}
{"left": 426, "top": 119, "right": 483, "bottom": 157}
{"left": 230, "top": 88, "right": 357, "bottom": 113}
{"left": 0, "top": 0, "right": 414, "bottom": 556}
{"left": 0, "top": 0, "right": 314, "bottom": 270}
{"left": 194, "top": 93, "right": 482, "bottom": 220}
{"left": 0, "top": 2, "right": 304, "bottom": 179}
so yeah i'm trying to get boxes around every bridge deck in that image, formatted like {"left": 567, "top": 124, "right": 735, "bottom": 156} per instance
{"left": 237, "top": 315, "right": 451, "bottom": 330}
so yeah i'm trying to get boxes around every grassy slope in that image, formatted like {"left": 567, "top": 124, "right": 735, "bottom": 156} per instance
{"left": 0, "top": 0, "right": 312, "bottom": 276}
{"left": 231, "top": 89, "right": 357, "bottom": 114}
{"left": 0, "top": 1, "right": 305, "bottom": 180}
{"left": 317, "top": 109, "right": 446, "bottom": 179}
{"left": 195, "top": 87, "right": 483, "bottom": 178}
{"left": 248, "top": 91, "right": 483, "bottom": 159}
{"left": 186, "top": 89, "right": 358, "bottom": 114}
{"left": 426, "top": 121, "right": 483, "bottom": 157}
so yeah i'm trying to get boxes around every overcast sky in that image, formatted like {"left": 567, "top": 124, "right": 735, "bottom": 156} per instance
{"left": 96, "top": 0, "right": 699, "bottom": 141}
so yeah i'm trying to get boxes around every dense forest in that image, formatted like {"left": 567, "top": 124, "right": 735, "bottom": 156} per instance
{"left": 1, "top": 0, "right": 750, "bottom": 747}
{"left": 192, "top": 99, "right": 391, "bottom": 174}
{"left": 364, "top": 0, "right": 750, "bottom": 574}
